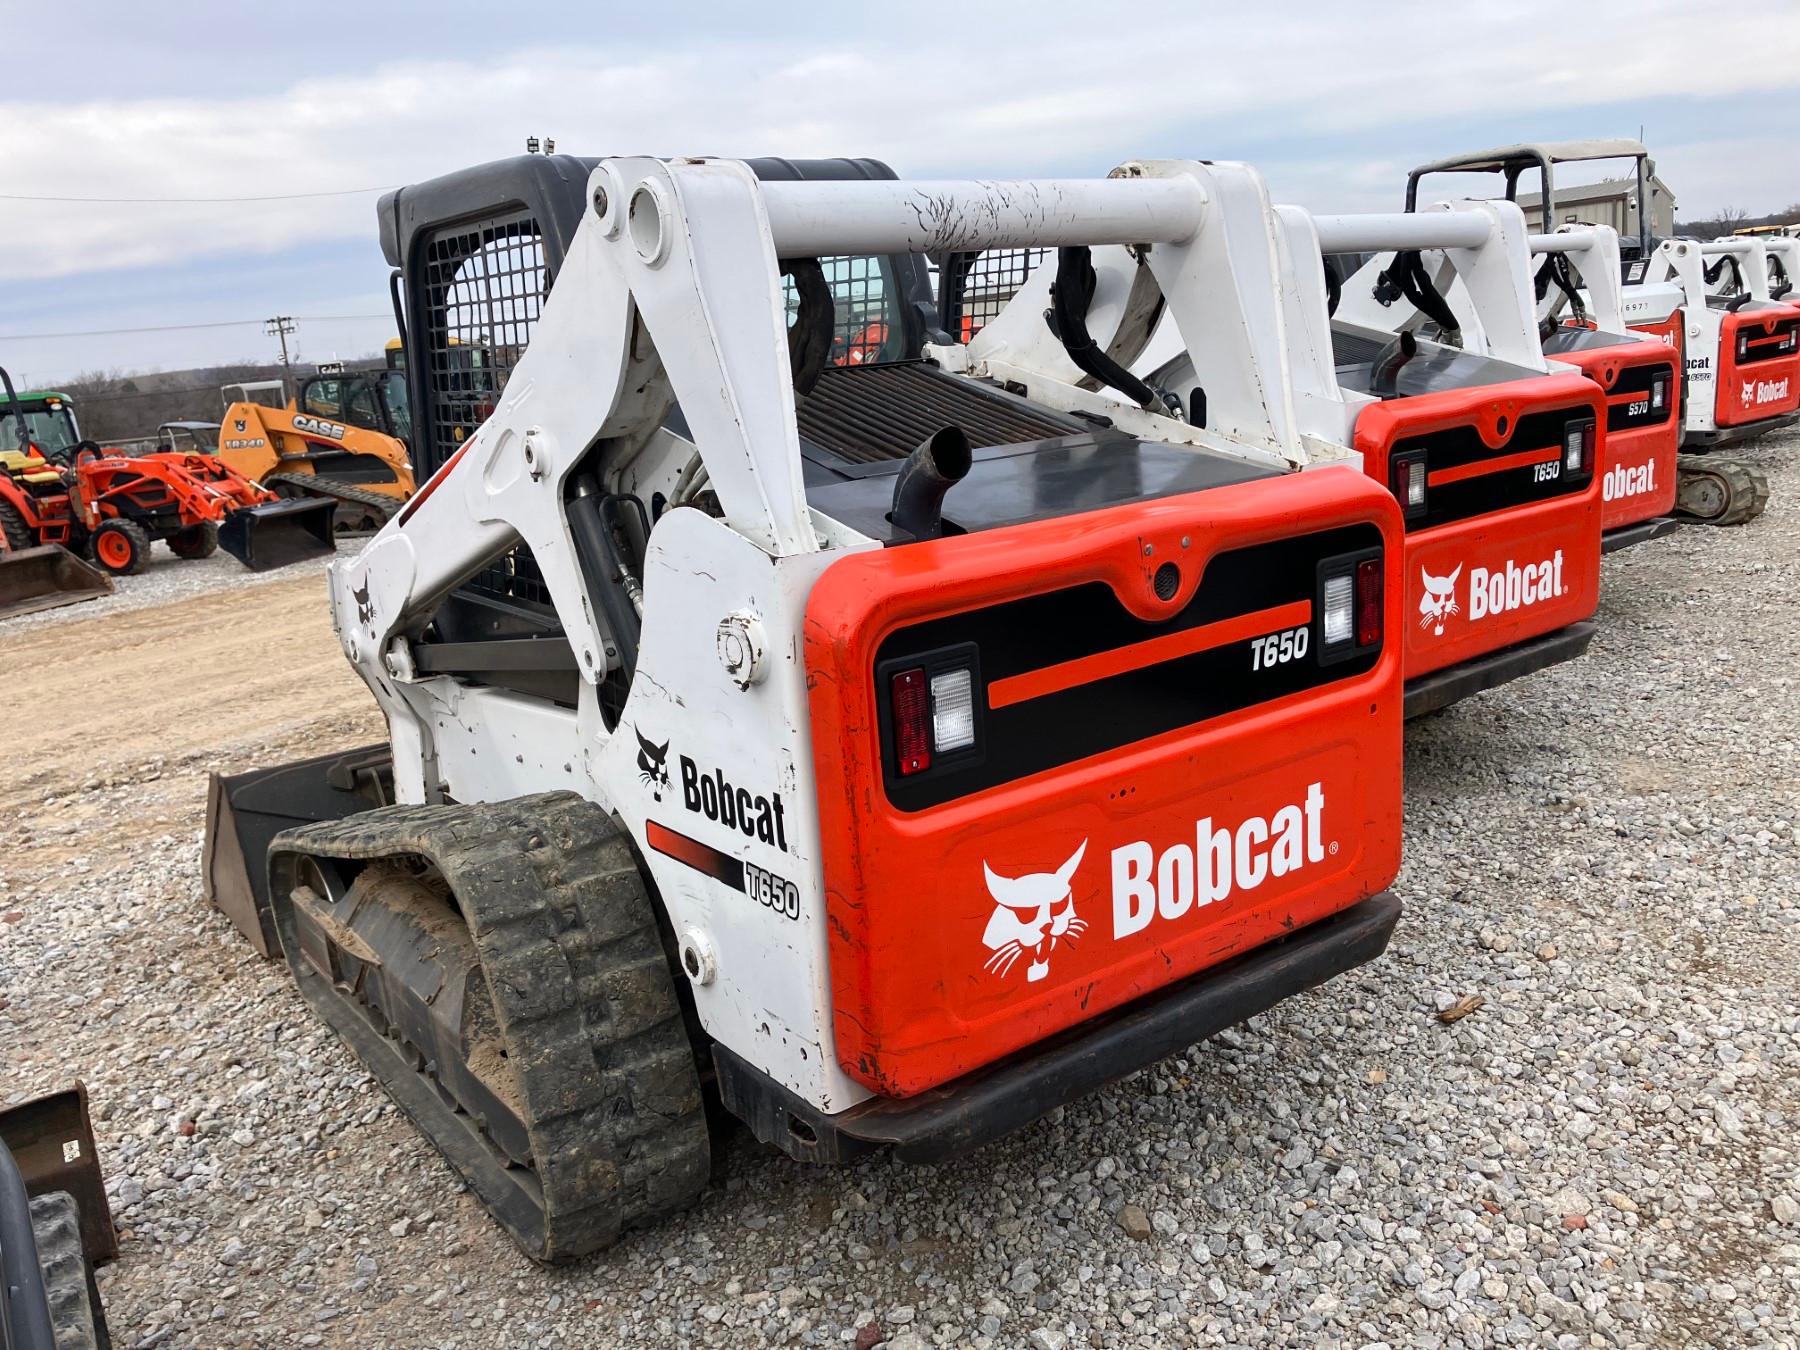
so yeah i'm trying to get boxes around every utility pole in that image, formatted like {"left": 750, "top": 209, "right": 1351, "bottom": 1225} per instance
{"left": 265, "top": 315, "right": 296, "bottom": 402}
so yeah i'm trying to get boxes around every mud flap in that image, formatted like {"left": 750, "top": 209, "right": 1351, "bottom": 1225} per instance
{"left": 0, "top": 546, "right": 112, "bottom": 621}
{"left": 0, "top": 1085, "right": 115, "bottom": 1267}
{"left": 202, "top": 746, "right": 392, "bottom": 957}
{"left": 217, "top": 497, "right": 338, "bottom": 571}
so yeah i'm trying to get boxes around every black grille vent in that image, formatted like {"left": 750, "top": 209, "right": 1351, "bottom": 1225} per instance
{"left": 797, "top": 362, "right": 1076, "bottom": 465}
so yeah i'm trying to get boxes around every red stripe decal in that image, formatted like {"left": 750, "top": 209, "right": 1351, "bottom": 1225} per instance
{"left": 646, "top": 820, "right": 745, "bottom": 890}
{"left": 988, "top": 598, "right": 1313, "bottom": 711}
{"left": 1427, "top": 444, "right": 1559, "bottom": 487}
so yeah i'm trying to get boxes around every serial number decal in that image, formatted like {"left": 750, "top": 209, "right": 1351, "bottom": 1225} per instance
{"left": 1251, "top": 625, "right": 1309, "bottom": 671}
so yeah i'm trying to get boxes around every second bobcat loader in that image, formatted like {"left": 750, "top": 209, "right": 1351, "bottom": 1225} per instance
{"left": 205, "top": 152, "right": 1409, "bottom": 1260}
{"left": 1401, "top": 140, "right": 1790, "bottom": 525}
{"left": 1336, "top": 222, "right": 1686, "bottom": 548}
{"left": 1080, "top": 197, "right": 1608, "bottom": 719}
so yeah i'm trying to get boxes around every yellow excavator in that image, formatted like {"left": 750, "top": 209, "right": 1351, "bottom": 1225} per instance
{"left": 216, "top": 364, "right": 415, "bottom": 533}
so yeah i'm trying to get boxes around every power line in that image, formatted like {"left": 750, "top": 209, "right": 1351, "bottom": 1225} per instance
{"left": 0, "top": 186, "right": 396, "bottom": 204}
{"left": 0, "top": 313, "right": 389, "bottom": 340}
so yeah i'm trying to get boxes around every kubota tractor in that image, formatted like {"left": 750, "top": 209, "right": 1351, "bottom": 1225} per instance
{"left": 206, "top": 153, "right": 1409, "bottom": 1261}
{"left": 0, "top": 367, "right": 338, "bottom": 575}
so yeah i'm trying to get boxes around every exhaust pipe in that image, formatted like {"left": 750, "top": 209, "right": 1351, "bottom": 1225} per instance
{"left": 889, "top": 425, "right": 971, "bottom": 542}
{"left": 1370, "top": 331, "right": 1419, "bottom": 399}
{"left": 218, "top": 497, "right": 338, "bottom": 571}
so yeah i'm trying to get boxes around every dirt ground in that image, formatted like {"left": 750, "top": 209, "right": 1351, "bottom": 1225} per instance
{"left": 0, "top": 574, "right": 381, "bottom": 866}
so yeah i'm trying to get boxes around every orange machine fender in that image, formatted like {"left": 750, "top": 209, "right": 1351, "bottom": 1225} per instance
{"left": 1351, "top": 374, "right": 1604, "bottom": 682}
{"left": 805, "top": 468, "right": 1404, "bottom": 1098}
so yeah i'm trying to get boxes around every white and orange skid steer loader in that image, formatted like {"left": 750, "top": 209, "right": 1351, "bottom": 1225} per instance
{"left": 204, "top": 153, "right": 1410, "bottom": 1261}
{"left": 1070, "top": 195, "right": 1610, "bottom": 719}
{"left": 1402, "top": 140, "right": 1790, "bottom": 524}
{"left": 1334, "top": 221, "right": 1686, "bottom": 550}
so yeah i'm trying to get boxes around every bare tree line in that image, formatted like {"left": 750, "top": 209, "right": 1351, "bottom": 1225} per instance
{"left": 50, "top": 353, "right": 382, "bottom": 443}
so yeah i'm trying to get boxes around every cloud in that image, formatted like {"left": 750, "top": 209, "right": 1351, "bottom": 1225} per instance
{"left": 3, "top": 0, "right": 1796, "bottom": 382}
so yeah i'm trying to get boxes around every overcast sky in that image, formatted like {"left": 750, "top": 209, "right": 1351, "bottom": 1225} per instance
{"left": 4, "top": 0, "right": 1798, "bottom": 388}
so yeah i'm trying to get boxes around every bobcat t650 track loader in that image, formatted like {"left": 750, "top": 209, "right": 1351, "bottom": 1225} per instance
{"left": 1337, "top": 222, "right": 1685, "bottom": 551}
{"left": 207, "top": 154, "right": 1408, "bottom": 1260}
{"left": 1080, "top": 198, "right": 1607, "bottom": 719}
{"left": 1403, "top": 141, "right": 1791, "bottom": 525}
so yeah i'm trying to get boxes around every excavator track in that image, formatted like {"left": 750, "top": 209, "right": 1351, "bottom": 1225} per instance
{"left": 265, "top": 472, "right": 404, "bottom": 535}
{"left": 1675, "top": 454, "right": 1770, "bottom": 527}
{"left": 267, "top": 793, "right": 710, "bottom": 1263}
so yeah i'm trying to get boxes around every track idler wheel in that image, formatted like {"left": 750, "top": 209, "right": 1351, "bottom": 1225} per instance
{"left": 268, "top": 794, "right": 710, "bottom": 1262}
{"left": 1676, "top": 454, "right": 1769, "bottom": 527}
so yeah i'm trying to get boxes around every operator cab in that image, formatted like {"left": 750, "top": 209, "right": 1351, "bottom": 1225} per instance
{"left": 0, "top": 391, "right": 81, "bottom": 462}
{"left": 296, "top": 369, "right": 412, "bottom": 446}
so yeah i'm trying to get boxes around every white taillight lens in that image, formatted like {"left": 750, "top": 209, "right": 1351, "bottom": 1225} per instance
{"left": 1650, "top": 376, "right": 1667, "bottom": 411}
{"left": 929, "top": 668, "right": 976, "bottom": 753}
{"left": 1737, "top": 331, "right": 1749, "bottom": 361}
{"left": 1322, "top": 572, "right": 1354, "bottom": 647}
{"left": 1390, "top": 452, "right": 1427, "bottom": 516}
{"left": 1564, "top": 421, "right": 1589, "bottom": 473}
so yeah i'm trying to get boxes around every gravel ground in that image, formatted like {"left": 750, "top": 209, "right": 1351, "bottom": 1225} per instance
{"left": 4, "top": 430, "right": 1798, "bottom": 1349}
{"left": 6, "top": 543, "right": 335, "bottom": 633}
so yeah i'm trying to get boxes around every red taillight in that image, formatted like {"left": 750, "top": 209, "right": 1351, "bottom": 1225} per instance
{"left": 891, "top": 668, "right": 932, "bottom": 775}
{"left": 1355, "top": 557, "right": 1383, "bottom": 648}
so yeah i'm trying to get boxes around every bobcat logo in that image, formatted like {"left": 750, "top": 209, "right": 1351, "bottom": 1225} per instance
{"left": 981, "top": 842, "right": 1088, "bottom": 984}
{"left": 1742, "top": 381, "right": 1756, "bottom": 409}
{"left": 351, "top": 580, "right": 374, "bottom": 628}
{"left": 1418, "top": 564, "right": 1462, "bottom": 636}
{"left": 635, "top": 729, "right": 671, "bottom": 801}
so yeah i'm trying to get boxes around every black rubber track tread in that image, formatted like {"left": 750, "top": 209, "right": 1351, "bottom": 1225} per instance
{"left": 265, "top": 472, "right": 403, "bottom": 533}
{"left": 1676, "top": 454, "right": 1770, "bottom": 526}
{"left": 0, "top": 499, "right": 34, "bottom": 551}
{"left": 88, "top": 519, "right": 150, "bottom": 576}
{"left": 269, "top": 792, "right": 709, "bottom": 1262}
{"left": 28, "top": 1191, "right": 108, "bottom": 1350}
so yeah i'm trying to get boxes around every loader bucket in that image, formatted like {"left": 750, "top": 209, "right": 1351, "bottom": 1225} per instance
{"left": 218, "top": 496, "right": 338, "bottom": 572}
{"left": 0, "top": 545, "right": 112, "bottom": 621}
{"left": 0, "top": 1084, "right": 116, "bottom": 1264}
{"left": 203, "top": 745, "right": 393, "bottom": 956}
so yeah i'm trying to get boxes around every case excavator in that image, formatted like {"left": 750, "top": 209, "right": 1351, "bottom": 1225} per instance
{"left": 205, "top": 152, "right": 1409, "bottom": 1260}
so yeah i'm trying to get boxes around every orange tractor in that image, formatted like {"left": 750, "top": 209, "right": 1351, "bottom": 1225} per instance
{"left": 0, "top": 367, "right": 337, "bottom": 579}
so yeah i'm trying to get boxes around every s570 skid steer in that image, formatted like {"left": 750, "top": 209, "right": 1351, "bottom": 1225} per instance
{"left": 207, "top": 153, "right": 1408, "bottom": 1261}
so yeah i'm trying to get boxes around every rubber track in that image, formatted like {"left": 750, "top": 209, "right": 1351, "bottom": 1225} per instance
{"left": 1676, "top": 454, "right": 1770, "bottom": 526}
{"left": 269, "top": 793, "right": 709, "bottom": 1261}
{"left": 28, "top": 1191, "right": 107, "bottom": 1350}
{"left": 265, "top": 473, "right": 404, "bottom": 531}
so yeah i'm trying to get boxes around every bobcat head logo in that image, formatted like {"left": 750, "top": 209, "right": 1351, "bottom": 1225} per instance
{"left": 352, "top": 579, "right": 374, "bottom": 628}
{"left": 635, "top": 729, "right": 670, "bottom": 801}
{"left": 981, "top": 842, "right": 1088, "bottom": 984}
{"left": 1418, "top": 564, "right": 1462, "bottom": 636}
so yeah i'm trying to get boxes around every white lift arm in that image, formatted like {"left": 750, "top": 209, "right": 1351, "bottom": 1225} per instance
{"left": 1330, "top": 199, "right": 1546, "bottom": 369}
{"left": 332, "top": 156, "right": 1363, "bottom": 715}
